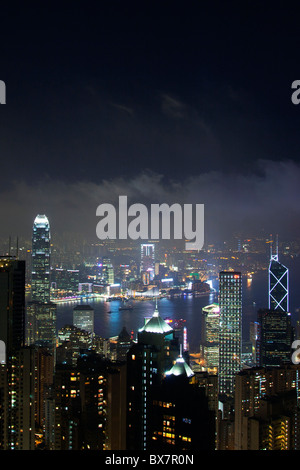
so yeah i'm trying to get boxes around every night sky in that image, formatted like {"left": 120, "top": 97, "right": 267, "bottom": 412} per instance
{"left": 1, "top": 1, "right": 300, "bottom": 244}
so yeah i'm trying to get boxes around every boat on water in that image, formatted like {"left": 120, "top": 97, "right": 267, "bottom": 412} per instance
{"left": 119, "top": 304, "right": 134, "bottom": 311}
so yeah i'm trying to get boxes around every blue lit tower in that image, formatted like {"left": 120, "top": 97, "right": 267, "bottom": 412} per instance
{"left": 268, "top": 241, "right": 289, "bottom": 312}
{"left": 218, "top": 271, "right": 242, "bottom": 398}
{"left": 31, "top": 214, "right": 51, "bottom": 303}
{"left": 28, "top": 215, "right": 56, "bottom": 355}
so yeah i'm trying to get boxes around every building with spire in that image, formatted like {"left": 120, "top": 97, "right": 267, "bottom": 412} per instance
{"left": 126, "top": 300, "right": 179, "bottom": 451}
{"left": 268, "top": 239, "right": 289, "bottom": 312}
{"left": 27, "top": 215, "right": 56, "bottom": 356}
{"left": 150, "top": 348, "right": 215, "bottom": 451}
{"left": 31, "top": 214, "right": 51, "bottom": 303}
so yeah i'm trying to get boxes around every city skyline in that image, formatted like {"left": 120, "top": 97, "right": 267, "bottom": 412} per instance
{"left": 1, "top": 1, "right": 300, "bottom": 455}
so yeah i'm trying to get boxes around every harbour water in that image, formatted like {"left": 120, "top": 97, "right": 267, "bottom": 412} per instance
{"left": 55, "top": 258, "right": 300, "bottom": 354}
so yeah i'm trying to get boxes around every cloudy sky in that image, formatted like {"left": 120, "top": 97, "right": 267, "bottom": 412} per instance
{"left": 0, "top": 2, "right": 300, "bottom": 244}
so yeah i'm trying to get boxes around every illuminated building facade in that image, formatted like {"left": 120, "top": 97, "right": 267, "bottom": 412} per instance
{"left": 52, "top": 355, "right": 127, "bottom": 450}
{"left": 126, "top": 302, "right": 179, "bottom": 451}
{"left": 234, "top": 365, "right": 300, "bottom": 450}
{"left": 257, "top": 308, "right": 293, "bottom": 367}
{"left": 268, "top": 249, "right": 289, "bottom": 312}
{"left": 31, "top": 214, "right": 51, "bottom": 303}
{"left": 51, "top": 268, "right": 79, "bottom": 293}
{"left": 218, "top": 271, "right": 242, "bottom": 398}
{"left": 73, "top": 305, "right": 94, "bottom": 337}
{"left": 201, "top": 303, "right": 220, "bottom": 371}
{"left": 29, "top": 215, "right": 56, "bottom": 355}
{"left": 140, "top": 243, "right": 155, "bottom": 284}
{"left": 150, "top": 353, "right": 215, "bottom": 451}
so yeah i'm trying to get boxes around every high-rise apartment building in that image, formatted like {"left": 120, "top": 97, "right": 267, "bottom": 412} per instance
{"left": 234, "top": 364, "right": 300, "bottom": 450}
{"left": 218, "top": 271, "right": 242, "bottom": 398}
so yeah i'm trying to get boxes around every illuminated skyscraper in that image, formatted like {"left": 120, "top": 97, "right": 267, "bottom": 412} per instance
{"left": 32, "top": 214, "right": 51, "bottom": 303}
{"left": 268, "top": 247, "right": 289, "bottom": 312}
{"left": 28, "top": 215, "right": 56, "bottom": 355}
{"left": 140, "top": 243, "right": 155, "bottom": 284}
{"left": 257, "top": 308, "right": 293, "bottom": 367}
{"left": 201, "top": 303, "right": 220, "bottom": 371}
{"left": 73, "top": 305, "right": 94, "bottom": 337}
{"left": 218, "top": 272, "right": 242, "bottom": 398}
{"left": 126, "top": 301, "right": 179, "bottom": 450}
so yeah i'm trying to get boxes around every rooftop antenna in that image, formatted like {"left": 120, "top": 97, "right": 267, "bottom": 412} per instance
{"left": 8, "top": 235, "right": 11, "bottom": 257}
{"left": 16, "top": 236, "right": 19, "bottom": 260}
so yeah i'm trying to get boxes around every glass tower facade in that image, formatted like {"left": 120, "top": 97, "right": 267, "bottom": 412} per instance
{"left": 140, "top": 244, "right": 155, "bottom": 284}
{"left": 268, "top": 252, "right": 289, "bottom": 312}
{"left": 201, "top": 303, "right": 220, "bottom": 371}
{"left": 218, "top": 271, "right": 242, "bottom": 398}
{"left": 31, "top": 214, "right": 51, "bottom": 303}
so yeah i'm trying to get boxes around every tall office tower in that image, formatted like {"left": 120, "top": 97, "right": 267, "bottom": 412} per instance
{"left": 73, "top": 305, "right": 94, "bottom": 337}
{"left": 268, "top": 244, "right": 289, "bottom": 312}
{"left": 102, "top": 260, "right": 114, "bottom": 285}
{"left": 28, "top": 215, "right": 56, "bottom": 354}
{"left": 250, "top": 321, "right": 259, "bottom": 366}
{"left": 116, "top": 326, "right": 133, "bottom": 362}
{"left": 0, "top": 257, "right": 36, "bottom": 450}
{"left": 257, "top": 308, "right": 293, "bottom": 367}
{"left": 140, "top": 243, "right": 155, "bottom": 283}
{"left": 26, "top": 301, "right": 57, "bottom": 354}
{"left": 218, "top": 271, "right": 242, "bottom": 398}
{"left": 150, "top": 353, "right": 215, "bottom": 451}
{"left": 201, "top": 303, "right": 220, "bottom": 371}
{"left": 126, "top": 302, "right": 179, "bottom": 451}
{"left": 0, "top": 257, "right": 25, "bottom": 354}
{"left": 51, "top": 268, "right": 79, "bottom": 293}
{"left": 32, "top": 214, "right": 51, "bottom": 303}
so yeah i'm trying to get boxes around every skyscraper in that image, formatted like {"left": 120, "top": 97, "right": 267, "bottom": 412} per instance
{"left": 257, "top": 308, "right": 293, "bottom": 367}
{"left": 268, "top": 245, "right": 289, "bottom": 312}
{"left": 218, "top": 271, "right": 242, "bottom": 398}
{"left": 28, "top": 215, "right": 56, "bottom": 355}
{"left": 126, "top": 301, "right": 179, "bottom": 450}
{"left": 140, "top": 243, "right": 155, "bottom": 284}
{"left": 0, "top": 257, "right": 35, "bottom": 450}
{"left": 73, "top": 305, "right": 94, "bottom": 337}
{"left": 0, "top": 256, "right": 25, "bottom": 354}
{"left": 31, "top": 214, "right": 51, "bottom": 303}
{"left": 201, "top": 303, "right": 220, "bottom": 371}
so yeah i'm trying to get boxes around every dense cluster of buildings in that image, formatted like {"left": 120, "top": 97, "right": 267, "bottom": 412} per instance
{"left": 0, "top": 214, "right": 299, "bottom": 451}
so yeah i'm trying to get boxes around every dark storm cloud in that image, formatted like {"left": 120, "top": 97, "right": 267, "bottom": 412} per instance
{"left": 1, "top": 159, "right": 299, "bottom": 244}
